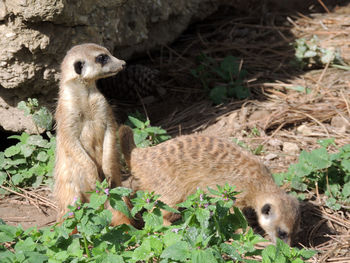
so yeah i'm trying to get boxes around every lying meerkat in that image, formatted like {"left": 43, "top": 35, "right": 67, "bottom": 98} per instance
{"left": 54, "top": 43, "right": 131, "bottom": 226}
{"left": 119, "top": 125, "right": 300, "bottom": 245}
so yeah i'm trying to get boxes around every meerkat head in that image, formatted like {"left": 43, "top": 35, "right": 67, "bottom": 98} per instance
{"left": 255, "top": 191, "right": 300, "bottom": 245}
{"left": 60, "top": 43, "right": 126, "bottom": 83}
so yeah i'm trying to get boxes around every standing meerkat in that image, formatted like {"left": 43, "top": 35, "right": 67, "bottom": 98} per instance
{"left": 54, "top": 43, "right": 130, "bottom": 226}
{"left": 119, "top": 126, "right": 300, "bottom": 245}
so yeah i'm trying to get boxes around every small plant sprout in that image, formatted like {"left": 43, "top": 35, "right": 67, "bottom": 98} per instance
{"left": 293, "top": 35, "right": 348, "bottom": 70}
{"left": 17, "top": 98, "right": 53, "bottom": 132}
{"left": 191, "top": 54, "right": 249, "bottom": 104}
{"left": 126, "top": 114, "right": 171, "bottom": 148}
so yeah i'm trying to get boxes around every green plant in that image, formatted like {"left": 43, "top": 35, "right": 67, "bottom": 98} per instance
{"left": 0, "top": 99, "right": 55, "bottom": 193}
{"left": 17, "top": 98, "right": 53, "bottom": 132}
{"left": 262, "top": 239, "right": 316, "bottom": 263}
{"left": 0, "top": 132, "right": 56, "bottom": 193}
{"left": 191, "top": 54, "right": 249, "bottom": 104}
{"left": 0, "top": 182, "right": 316, "bottom": 262}
{"left": 274, "top": 140, "right": 350, "bottom": 210}
{"left": 126, "top": 115, "right": 171, "bottom": 148}
{"left": 232, "top": 138, "right": 264, "bottom": 156}
{"left": 293, "top": 35, "right": 348, "bottom": 70}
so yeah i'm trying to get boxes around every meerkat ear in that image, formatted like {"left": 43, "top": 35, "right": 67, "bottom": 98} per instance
{"left": 74, "top": 61, "right": 84, "bottom": 75}
{"left": 261, "top": 203, "right": 272, "bottom": 215}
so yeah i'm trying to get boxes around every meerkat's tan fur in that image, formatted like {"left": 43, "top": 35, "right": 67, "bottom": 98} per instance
{"left": 54, "top": 43, "right": 130, "bottom": 225}
{"left": 119, "top": 126, "right": 300, "bottom": 244}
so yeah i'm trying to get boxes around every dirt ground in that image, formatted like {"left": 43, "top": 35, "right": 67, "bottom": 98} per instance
{"left": 1, "top": 1, "right": 350, "bottom": 262}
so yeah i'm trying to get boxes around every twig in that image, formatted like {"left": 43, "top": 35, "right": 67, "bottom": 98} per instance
{"left": 317, "top": 0, "right": 331, "bottom": 14}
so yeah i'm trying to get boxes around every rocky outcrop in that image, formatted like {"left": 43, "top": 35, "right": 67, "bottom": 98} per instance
{"left": 0, "top": 0, "right": 219, "bottom": 133}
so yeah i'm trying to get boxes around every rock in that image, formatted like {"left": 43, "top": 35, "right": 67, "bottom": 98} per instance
{"left": 0, "top": 0, "right": 221, "bottom": 132}
{"left": 331, "top": 116, "right": 350, "bottom": 133}
{"left": 297, "top": 124, "right": 313, "bottom": 136}
{"left": 283, "top": 142, "right": 300, "bottom": 155}
{"left": 267, "top": 139, "right": 283, "bottom": 149}
{"left": 249, "top": 110, "right": 271, "bottom": 123}
{"left": 264, "top": 153, "right": 278, "bottom": 160}
{"left": 0, "top": 0, "right": 7, "bottom": 20}
{"left": 0, "top": 92, "right": 38, "bottom": 134}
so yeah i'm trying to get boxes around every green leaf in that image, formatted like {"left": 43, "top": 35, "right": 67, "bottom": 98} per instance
{"left": 50, "top": 250, "right": 69, "bottom": 261}
{"left": 307, "top": 148, "right": 331, "bottom": 170}
{"left": 0, "top": 250, "right": 16, "bottom": 262}
{"left": 299, "top": 249, "right": 317, "bottom": 259}
{"left": 143, "top": 209, "right": 163, "bottom": 229}
{"left": 32, "top": 175, "right": 43, "bottom": 188}
{"left": 27, "top": 135, "right": 50, "bottom": 148}
{"left": 209, "top": 86, "right": 227, "bottom": 105}
{"left": 0, "top": 152, "right": 5, "bottom": 169}
{"left": 148, "top": 235, "right": 164, "bottom": 256}
{"left": 96, "top": 254, "right": 124, "bottom": 263}
{"left": 342, "top": 181, "right": 350, "bottom": 198}
{"left": 109, "top": 187, "right": 132, "bottom": 197}
{"left": 36, "top": 151, "right": 49, "bottom": 162}
{"left": 234, "top": 85, "right": 250, "bottom": 99}
{"left": 191, "top": 249, "right": 217, "bottom": 263}
{"left": 276, "top": 239, "right": 290, "bottom": 257}
{"left": 220, "top": 243, "right": 242, "bottom": 261}
{"left": 144, "top": 126, "right": 166, "bottom": 134}
{"left": 89, "top": 193, "right": 108, "bottom": 209}
{"left": 0, "top": 171, "right": 6, "bottom": 185}
{"left": 132, "top": 238, "right": 153, "bottom": 261}
{"left": 11, "top": 174, "right": 24, "bottom": 185}
{"left": 128, "top": 116, "right": 145, "bottom": 129}
{"left": 195, "top": 208, "right": 210, "bottom": 229}
{"left": 0, "top": 225, "right": 18, "bottom": 242}
{"left": 163, "top": 230, "right": 183, "bottom": 247}
{"left": 109, "top": 199, "right": 132, "bottom": 219}
{"left": 161, "top": 241, "right": 190, "bottom": 261}
{"left": 220, "top": 56, "right": 238, "bottom": 75}
{"left": 67, "top": 238, "right": 83, "bottom": 257}
{"left": 317, "top": 138, "right": 335, "bottom": 148}
{"left": 133, "top": 129, "right": 149, "bottom": 147}
{"left": 272, "top": 173, "right": 285, "bottom": 186}
{"left": 32, "top": 107, "right": 53, "bottom": 130}
{"left": 20, "top": 144, "right": 34, "bottom": 158}
{"left": 14, "top": 237, "right": 36, "bottom": 252}
{"left": 341, "top": 159, "right": 350, "bottom": 173}
{"left": 262, "top": 245, "right": 276, "bottom": 260}
{"left": 4, "top": 146, "right": 20, "bottom": 157}
{"left": 17, "top": 101, "right": 31, "bottom": 115}
{"left": 325, "top": 197, "right": 341, "bottom": 210}
{"left": 285, "top": 85, "right": 311, "bottom": 94}
{"left": 28, "top": 98, "right": 39, "bottom": 107}
{"left": 30, "top": 163, "right": 46, "bottom": 177}
{"left": 304, "top": 50, "right": 317, "bottom": 58}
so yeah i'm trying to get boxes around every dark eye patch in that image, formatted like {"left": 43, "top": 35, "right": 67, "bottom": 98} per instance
{"left": 261, "top": 204, "right": 271, "bottom": 215}
{"left": 95, "top": 54, "right": 109, "bottom": 66}
{"left": 74, "top": 61, "right": 84, "bottom": 75}
{"left": 277, "top": 228, "right": 288, "bottom": 240}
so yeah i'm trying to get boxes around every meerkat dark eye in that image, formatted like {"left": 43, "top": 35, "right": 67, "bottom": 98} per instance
{"left": 95, "top": 54, "right": 109, "bottom": 66}
{"left": 261, "top": 204, "right": 271, "bottom": 215}
{"left": 277, "top": 228, "right": 288, "bottom": 240}
{"left": 74, "top": 61, "right": 84, "bottom": 75}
